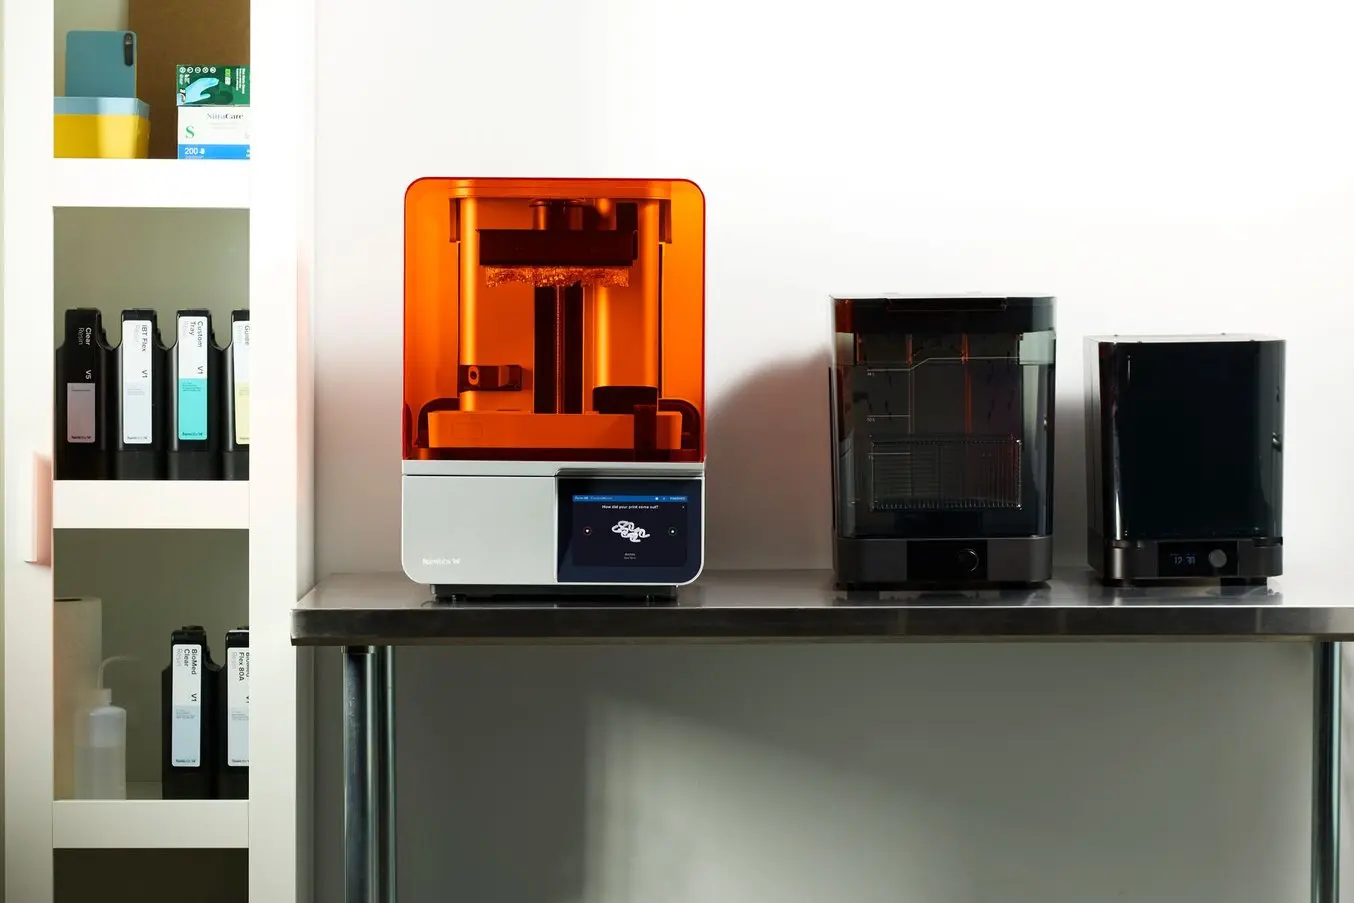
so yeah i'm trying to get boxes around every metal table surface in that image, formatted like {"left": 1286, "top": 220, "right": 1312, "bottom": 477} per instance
{"left": 295, "top": 568, "right": 1354, "bottom": 644}
{"left": 293, "top": 569, "right": 1353, "bottom": 903}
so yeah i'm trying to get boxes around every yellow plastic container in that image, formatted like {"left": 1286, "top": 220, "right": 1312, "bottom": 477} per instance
{"left": 54, "top": 97, "right": 151, "bottom": 159}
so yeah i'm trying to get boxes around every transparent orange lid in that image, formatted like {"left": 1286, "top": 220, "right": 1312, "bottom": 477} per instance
{"left": 403, "top": 178, "right": 705, "bottom": 463}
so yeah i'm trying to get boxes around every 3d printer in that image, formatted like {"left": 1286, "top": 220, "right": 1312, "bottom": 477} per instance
{"left": 402, "top": 178, "right": 706, "bottom": 600}
{"left": 830, "top": 295, "right": 1056, "bottom": 587}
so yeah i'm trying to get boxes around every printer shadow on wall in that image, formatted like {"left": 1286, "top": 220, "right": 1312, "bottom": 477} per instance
{"left": 1052, "top": 395, "right": 1089, "bottom": 567}
{"left": 704, "top": 352, "right": 835, "bottom": 571}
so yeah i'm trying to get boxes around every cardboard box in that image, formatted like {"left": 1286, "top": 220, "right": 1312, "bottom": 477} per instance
{"left": 129, "top": 0, "right": 248, "bottom": 159}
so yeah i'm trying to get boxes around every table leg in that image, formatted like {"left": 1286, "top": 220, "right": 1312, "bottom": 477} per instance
{"left": 374, "top": 646, "right": 397, "bottom": 903}
{"left": 344, "top": 646, "right": 374, "bottom": 903}
{"left": 1312, "top": 641, "right": 1341, "bottom": 903}
{"left": 345, "top": 646, "right": 397, "bottom": 903}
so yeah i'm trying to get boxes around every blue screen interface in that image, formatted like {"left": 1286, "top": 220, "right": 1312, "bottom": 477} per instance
{"left": 570, "top": 494, "right": 689, "bottom": 568}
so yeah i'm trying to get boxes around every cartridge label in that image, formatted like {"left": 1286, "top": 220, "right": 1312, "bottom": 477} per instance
{"left": 170, "top": 643, "right": 203, "bottom": 767}
{"left": 65, "top": 384, "right": 96, "bottom": 443}
{"left": 226, "top": 646, "right": 249, "bottom": 767}
{"left": 121, "top": 319, "right": 154, "bottom": 444}
{"left": 177, "top": 315, "right": 209, "bottom": 441}
{"left": 231, "top": 318, "right": 250, "bottom": 446}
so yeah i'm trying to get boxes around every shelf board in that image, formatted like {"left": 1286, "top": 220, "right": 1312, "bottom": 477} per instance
{"left": 53, "top": 783, "right": 247, "bottom": 849}
{"left": 51, "top": 158, "right": 250, "bottom": 209}
{"left": 54, "top": 480, "right": 249, "bottom": 530}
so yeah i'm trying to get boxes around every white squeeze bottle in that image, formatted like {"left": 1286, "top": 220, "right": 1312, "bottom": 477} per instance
{"left": 74, "top": 656, "right": 133, "bottom": 800}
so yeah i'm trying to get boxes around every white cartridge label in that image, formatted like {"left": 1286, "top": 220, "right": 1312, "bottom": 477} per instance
{"left": 66, "top": 383, "right": 96, "bottom": 443}
{"left": 231, "top": 319, "right": 251, "bottom": 446}
{"left": 177, "top": 315, "right": 209, "bottom": 441}
{"left": 170, "top": 643, "right": 203, "bottom": 767}
{"left": 226, "top": 646, "right": 250, "bottom": 767}
{"left": 121, "top": 319, "right": 154, "bottom": 444}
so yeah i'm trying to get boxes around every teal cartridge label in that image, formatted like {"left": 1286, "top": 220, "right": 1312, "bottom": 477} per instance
{"left": 177, "top": 315, "right": 209, "bottom": 441}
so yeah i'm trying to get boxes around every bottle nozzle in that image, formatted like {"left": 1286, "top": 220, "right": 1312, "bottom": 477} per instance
{"left": 94, "top": 655, "right": 135, "bottom": 703}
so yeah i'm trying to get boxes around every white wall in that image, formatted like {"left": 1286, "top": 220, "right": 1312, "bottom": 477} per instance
{"left": 312, "top": 0, "right": 1354, "bottom": 900}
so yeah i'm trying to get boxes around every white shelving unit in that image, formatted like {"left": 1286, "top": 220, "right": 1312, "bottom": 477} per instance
{"left": 3, "top": 0, "right": 315, "bottom": 901}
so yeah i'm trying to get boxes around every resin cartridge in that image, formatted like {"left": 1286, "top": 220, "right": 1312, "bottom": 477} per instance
{"left": 114, "top": 309, "right": 168, "bottom": 479}
{"left": 166, "top": 309, "right": 223, "bottom": 480}
{"left": 161, "top": 625, "right": 221, "bottom": 799}
{"left": 220, "top": 310, "right": 250, "bottom": 481}
{"left": 218, "top": 626, "right": 249, "bottom": 799}
{"left": 55, "top": 308, "right": 114, "bottom": 480}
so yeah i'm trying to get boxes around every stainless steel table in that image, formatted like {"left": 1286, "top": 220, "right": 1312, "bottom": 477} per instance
{"left": 293, "top": 568, "right": 1354, "bottom": 903}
